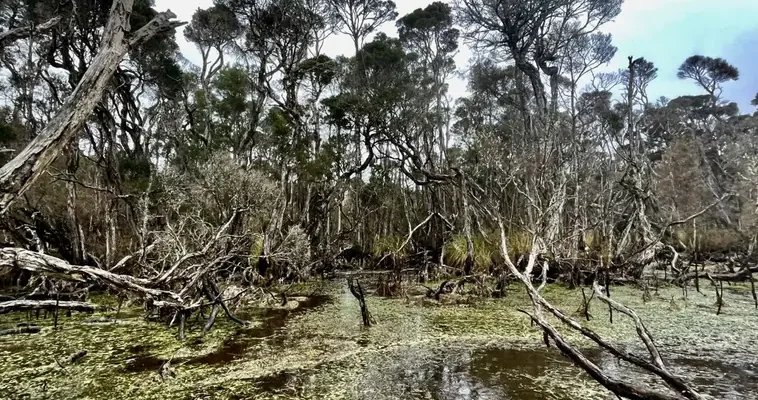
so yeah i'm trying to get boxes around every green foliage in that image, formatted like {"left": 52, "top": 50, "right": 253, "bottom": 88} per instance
{"left": 184, "top": 4, "right": 240, "bottom": 48}
{"left": 300, "top": 144, "right": 337, "bottom": 182}
{"left": 0, "top": 122, "right": 17, "bottom": 143}
{"left": 118, "top": 155, "right": 151, "bottom": 180}
{"left": 356, "top": 33, "right": 407, "bottom": 76}
{"left": 397, "top": 1, "right": 459, "bottom": 66}
{"left": 443, "top": 230, "right": 533, "bottom": 271}
{"left": 444, "top": 232, "right": 499, "bottom": 272}
{"left": 505, "top": 231, "right": 532, "bottom": 261}
{"left": 297, "top": 55, "right": 338, "bottom": 92}
{"left": 371, "top": 235, "right": 406, "bottom": 258}
{"left": 677, "top": 55, "right": 740, "bottom": 89}
{"left": 322, "top": 93, "right": 357, "bottom": 129}
{"left": 250, "top": 233, "right": 264, "bottom": 257}
{"left": 583, "top": 230, "right": 613, "bottom": 264}
{"left": 214, "top": 67, "right": 251, "bottom": 118}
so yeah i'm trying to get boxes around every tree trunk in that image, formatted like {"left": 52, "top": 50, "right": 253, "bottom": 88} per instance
{"left": 0, "top": 0, "right": 182, "bottom": 212}
{"left": 461, "top": 173, "right": 474, "bottom": 276}
{"left": 0, "top": 248, "right": 183, "bottom": 304}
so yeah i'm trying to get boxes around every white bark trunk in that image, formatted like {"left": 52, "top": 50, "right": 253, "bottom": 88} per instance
{"left": 0, "top": 0, "right": 182, "bottom": 212}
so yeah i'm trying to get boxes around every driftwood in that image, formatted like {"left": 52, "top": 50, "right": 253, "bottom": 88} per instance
{"left": 0, "top": 299, "right": 96, "bottom": 314}
{"left": 0, "top": 17, "right": 61, "bottom": 46}
{"left": 0, "top": 0, "right": 183, "bottom": 212}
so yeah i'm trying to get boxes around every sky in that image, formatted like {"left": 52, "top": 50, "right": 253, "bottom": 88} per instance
{"left": 154, "top": 0, "right": 758, "bottom": 112}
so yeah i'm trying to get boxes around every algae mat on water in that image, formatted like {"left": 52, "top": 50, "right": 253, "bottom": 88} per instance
{"left": 1, "top": 282, "right": 757, "bottom": 399}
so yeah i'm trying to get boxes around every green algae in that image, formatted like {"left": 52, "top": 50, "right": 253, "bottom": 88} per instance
{"left": 1, "top": 281, "right": 757, "bottom": 399}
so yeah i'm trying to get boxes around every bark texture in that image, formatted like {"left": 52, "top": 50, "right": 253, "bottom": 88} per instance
{"left": 0, "top": 0, "right": 183, "bottom": 212}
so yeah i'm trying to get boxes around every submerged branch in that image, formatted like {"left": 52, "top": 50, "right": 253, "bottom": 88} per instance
{"left": 0, "top": 299, "right": 96, "bottom": 314}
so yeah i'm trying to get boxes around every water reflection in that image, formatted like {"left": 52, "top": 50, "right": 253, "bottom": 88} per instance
{"left": 353, "top": 345, "right": 600, "bottom": 400}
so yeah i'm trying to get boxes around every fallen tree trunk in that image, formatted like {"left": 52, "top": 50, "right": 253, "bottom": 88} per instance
{"left": 0, "top": 0, "right": 183, "bottom": 212}
{"left": 0, "top": 299, "right": 96, "bottom": 314}
{"left": 55, "top": 350, "right": 87, "bottom": 368}
{"left": 0, "top": 325, "right": 41, "bottom": 335}
{"left": 0, "top": 248, "right": 183, "bottom": 305}
{"left": 676, "top": 264, "right": 758, "bottom": 283}
{"left": 496, "top": 220, "right": 707, "bottom": 400}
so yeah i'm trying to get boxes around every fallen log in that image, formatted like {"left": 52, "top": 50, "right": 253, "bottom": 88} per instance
{"left": 0, "top": 299, "right": 96, "bottom": 314}
{"left": 55, "top": 350, "right": 87, "bottom": 368}
{"left": 496, "top": 220, "right": 707, "bottom": 400}
{"left": 676, "top": 264, "right": 758, "bottom": 283}
{"left": 0, "top": 248, "right": 182, "bottom": 305}
{"left": 0, "top": 325, "right": 41, "bottom": 336}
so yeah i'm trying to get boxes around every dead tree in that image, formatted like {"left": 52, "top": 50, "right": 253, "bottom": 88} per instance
{"left": 497, "top": 219, "right": 707, "bottom": 400}
{"left": 347, "top": 278, "right": 371, "bottom": 327}
{"left": 0, "top": 248, "right": 183, "bottom": 305}
{"left": 0, "top": 299, "right": 96, "bottom": 314}
{"left": 0, "top": 0, "right": 183, "bottom": 212}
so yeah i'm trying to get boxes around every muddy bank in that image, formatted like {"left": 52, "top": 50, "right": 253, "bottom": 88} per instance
{"left": 1, "top": 281, "right": 757, "bottom": 399}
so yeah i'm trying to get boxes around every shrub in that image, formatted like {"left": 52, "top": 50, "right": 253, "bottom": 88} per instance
{"left": 371, "top": 235, "right": 407, "bottom": 259}
{"left": 270, "top": 226, "right": 311, "bottom": 277}
{"left": 444, "top": 230, "right": 530, "bottom": 272}
{"left": 155, "top": 153, "right": 279, "bottom": 267}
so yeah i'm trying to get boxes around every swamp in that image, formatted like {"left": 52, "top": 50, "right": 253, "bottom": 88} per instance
{"left": 1, "top": 0, "right": 758, "bottom": 399}
{"left": 3, "top": 280, "right": 758, "bottom": 400}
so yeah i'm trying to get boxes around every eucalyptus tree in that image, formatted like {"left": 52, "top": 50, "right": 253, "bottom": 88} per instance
{"left": 397, "top": 1, "right": 458, "bottom": 167}
{"left": 563, "top": 32, "right": 616, "bottom": 256}
{"left": 218, "top": 0, "right": 326, "bottom": 161}
{"left": 323, "top": 0, "right": 397, "bottom": 241}
{"left": 184, "top": 5, "right": 240, "bottom": 148}
{"left": 327, "top": 0, "right": 398, "bottom": 55}
{"left": 0, "top": 0, "right": 183, "bottom": 271}
{"left": 454, "top": 0, "right": 622, "bottom": 120}
{"left": 677, "top": 55, "right": 740, "bottom": 105}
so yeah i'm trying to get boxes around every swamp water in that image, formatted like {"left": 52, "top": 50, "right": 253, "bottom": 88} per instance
{"left": 1, "top": 281, "right": 757, "bottom": 399}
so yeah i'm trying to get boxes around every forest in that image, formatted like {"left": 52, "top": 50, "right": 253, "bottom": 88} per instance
{"left": 0, "top": 0, "right": 757, "bottom": 399}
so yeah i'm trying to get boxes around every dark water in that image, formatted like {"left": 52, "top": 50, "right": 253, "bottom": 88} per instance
{"left": 124, "top": 294, "right": 332, "bottom": 372}
{"left": 251, "top": 346, "right": 588, "bottom": 399}
{"left": 242, "top": 343, "right": 758, "bottom": 400}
